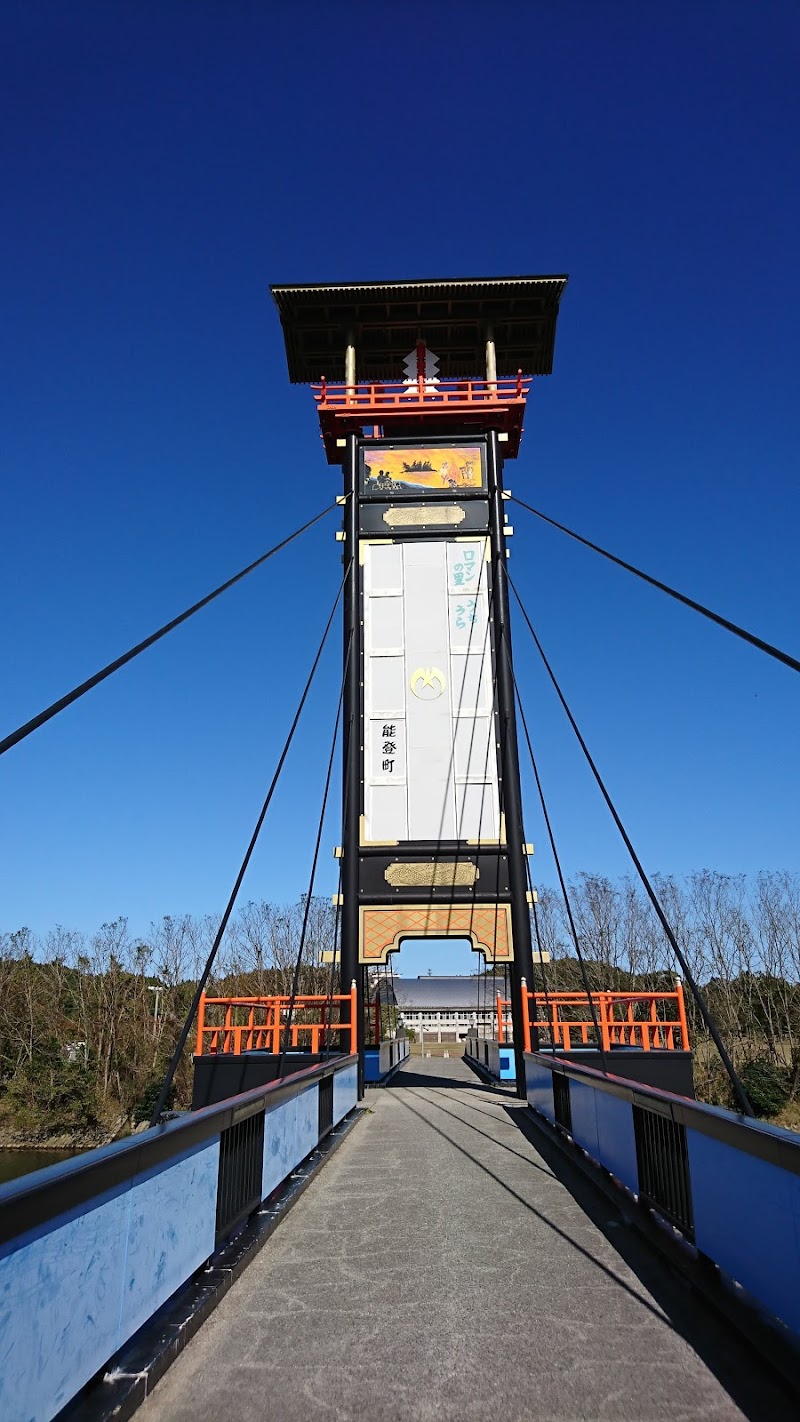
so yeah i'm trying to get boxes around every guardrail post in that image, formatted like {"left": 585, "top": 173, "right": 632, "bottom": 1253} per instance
{"left": 195, "top": 994, "right": 206, "bottom": 1056}
{"left": 350, "top": 980, "right": 358, "bottom": 1055}
{"left": 521, "top": 978, "right": 532, "bottom": 1053}
{"left": 599, "top": 993, "right": 612, "bottom": 1053}
{"left": 676, "top": 979, "right": 689, "bottom": 1050}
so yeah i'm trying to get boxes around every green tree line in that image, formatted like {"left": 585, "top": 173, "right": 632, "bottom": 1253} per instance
{"left": 3, "top": 870, "right": 800, "bottom": 1140}
{"left": 0, "top": 897, "right": 336, "bottom": 1141}
{"left": 531, "top": 870, "right": 800, "bottom": 1115}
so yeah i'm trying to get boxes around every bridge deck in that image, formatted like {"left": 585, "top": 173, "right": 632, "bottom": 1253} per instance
{"left": 142, "top": 1057, "right": 792, "bottom": 1422}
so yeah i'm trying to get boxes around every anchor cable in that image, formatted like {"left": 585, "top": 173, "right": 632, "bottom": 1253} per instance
{"left": 322, "top": 682, "right": 356, "bottom": 1058}
{"left": 501, "top": 636, "right": 610, "bottom": 1075}
{"left": 508, "top": 573, "right": 755, "bottom": 1117}
{"left": 278, "top": 627, "right": 352, "bottom": 1077}
{"left": 148, "top": 568, "right": 346, "bottom": 1125}
{"left": 0, "top": 504, "right": 336, "bottom": 760}
{"left": 322, "top": 855, "right": 343, "bottom": 1058}
{"left": 528, "top": 882, "right": 558, "bottom": 1056}
{"left": 511, "top": 496, "right": 800, "bottom": 677}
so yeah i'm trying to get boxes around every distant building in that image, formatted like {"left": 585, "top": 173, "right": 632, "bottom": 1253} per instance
{"left": 378, "top": 975, "right": 507, "bottom": 1043}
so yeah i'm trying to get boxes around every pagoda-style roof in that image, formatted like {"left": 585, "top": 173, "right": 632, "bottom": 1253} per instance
{"left": 270, "top": 274, "right": 568, "bottom": 383}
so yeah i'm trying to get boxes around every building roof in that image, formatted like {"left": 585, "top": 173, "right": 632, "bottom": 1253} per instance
{"left": 384, "top": 976, "right": 506, "bottom": 1011}
{"left": 270, "top": 275, "right": 568, "bottom": 383}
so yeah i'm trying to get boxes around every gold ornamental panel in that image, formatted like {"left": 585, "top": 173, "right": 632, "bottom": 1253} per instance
{"left": 382, "top": 505, "right": 466, "bottom": 528}
{"left": 359, "top": 904, "right": 512, "bottom": 965}
{"left": 383, "top": 862, "right": 479, "bottom": 888}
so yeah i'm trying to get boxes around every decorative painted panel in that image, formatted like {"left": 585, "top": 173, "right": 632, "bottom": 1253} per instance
{"left": 362, "top": 444, "right": 486, "bottom": 498}
{"left": 362, "top": 537, "right": 499, "bottom": 846}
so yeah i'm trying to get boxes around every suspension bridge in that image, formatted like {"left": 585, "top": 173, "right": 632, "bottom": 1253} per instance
{"left": 1, "top": 276, "right": 799, "bottom": 1422}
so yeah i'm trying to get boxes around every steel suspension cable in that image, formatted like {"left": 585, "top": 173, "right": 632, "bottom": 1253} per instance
{"left": 148, "top": 568, "right": 347, "bottom": 1126}
{"left": 322, "top": 686, "right": 356, "bottom": 1057}
{"left": 515, "top": 754, "right": 559, "bottom": 1058}
{"left": 1, "top": 504, "right": 336, "bottom": 760}
{"left": 508, "top": 573, "right": 755, "bottom": 1117}
{"left": 488, "top": 638, "right": 532, "bottom": 1059}
{"left": 511, "top": 496, "right": 800, "bottom": 677}
{"left": 500, "top": 634, "right": 610, "bottom": 1074}
{"left": 528, "top": 883, "right": 558, "bottom": 1055}
{"left": 322, "top": 855, "right": 343, "bottom": 1059}
{"left": 278, "top": 628, "right": 353, "bottom": 1077}
{"left": 388, "top": 939, "right": 397, "bottom": 1045}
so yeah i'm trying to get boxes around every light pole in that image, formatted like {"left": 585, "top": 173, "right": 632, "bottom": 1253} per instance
{"left": 148, "top": 983, "right": 164, "bottom": 1036}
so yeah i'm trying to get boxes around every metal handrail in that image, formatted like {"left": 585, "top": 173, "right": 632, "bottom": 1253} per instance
{"left": 312, "top": 373, "right": 529, "bottom": 408}
{"left": 196, "top": 989, "right": 358, "bottom": 1056}
{"left": 508, "top": 985, "right": 690, "bottom": 1053}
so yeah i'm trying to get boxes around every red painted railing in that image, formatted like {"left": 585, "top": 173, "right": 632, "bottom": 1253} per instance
{"left": 312, "top": 373, "right": 529, "bottom": 409}
{"left": 497, "top": 984, "right": 690, "bottom": 1053}
{"left": 195, "top": 989, "right": 357, "bottom": 1056}
{"left": 312, "top": 373, "right": 532, "bottom": 461}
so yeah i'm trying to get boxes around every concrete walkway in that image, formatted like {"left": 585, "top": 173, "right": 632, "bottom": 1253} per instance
{"left": 142, "top": 1057, "right": 793, "bottom": 1422}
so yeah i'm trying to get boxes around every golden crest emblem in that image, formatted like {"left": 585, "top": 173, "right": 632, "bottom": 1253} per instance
{"left": 409, "top": 666, "right": 446, "bottom": 699}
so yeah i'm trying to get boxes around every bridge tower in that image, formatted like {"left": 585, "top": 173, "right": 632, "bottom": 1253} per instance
{"left": 271, "top": 276, "right": 567, "bottom": 1094}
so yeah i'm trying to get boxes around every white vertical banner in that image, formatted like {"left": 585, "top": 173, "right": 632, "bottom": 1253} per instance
{"left": 362, "top": 538, "right": 500, "bottom": 844}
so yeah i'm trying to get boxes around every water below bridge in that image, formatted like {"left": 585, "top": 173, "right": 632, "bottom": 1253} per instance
{"left": 142, "top": 1057, "right": 793, "bottom": 1422}
{"left": 0, "top": 1147, "right": 77, "bottom": 1185}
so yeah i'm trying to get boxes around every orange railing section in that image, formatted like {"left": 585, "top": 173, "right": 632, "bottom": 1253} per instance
{"left": 195, "top": 987, "right": 358, "bottom": 1057}
{"left": 311, "top": 375, "right": 531, "bottom": 460}
{"left": 313, "top": 374, "right": 529, "bottom": 410}
{"left": 503, "top": 983, "right": 690, "bottom": 1054}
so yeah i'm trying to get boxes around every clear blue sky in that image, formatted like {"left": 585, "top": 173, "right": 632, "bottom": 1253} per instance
{"left": 2, "top": 1, "right": 799, "bottom": 963}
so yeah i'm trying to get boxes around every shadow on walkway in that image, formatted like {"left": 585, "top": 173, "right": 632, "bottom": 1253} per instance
{"left": 388, "top": 1055, "right": 513, "bottom": 1093}
{"left": 502, "top": 1101, "right": 797, "bottom": 1422}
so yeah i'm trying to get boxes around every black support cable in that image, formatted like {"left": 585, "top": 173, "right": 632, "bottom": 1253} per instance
{"left": 278, "top": 629, "right": 353, "bottom": 1077}
{"left": 502, "top": 637, "right": 610, "bottom": 1075}
{"left": 388, "top": 941, "right": 397, "bottom": 1044}
{"left": 322, "top": 856, "right": 343, "bottom": 1059}
{"left": 508, "top": 574, "right": 755, "bottom": 1118}
{"left": 0, "top": 505, "right": 336, "bottom": 761}
{"left": 514, "top": 777, "right": 558, "bottom": 1055}
{"left": 511, "top": 496, "right": 800, "bottom": 677}
{"left": 148, "top": 568, "right": 347, "bottom": 1126}
{"left": 323, "top": 685, "right": 355, "bottom": 1057}
{"left": 528, "top": 885, "right": 558, "bottom": 1056}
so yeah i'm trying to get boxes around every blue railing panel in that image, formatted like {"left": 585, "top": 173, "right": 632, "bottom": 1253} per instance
{"left": 0, "top": 1137, "right": 219, "bottom": 1422}
{"left": 593, "top": 1090, "right": 638, "bottom": 1193}
{"left": 120, "top": 1139, "right": 219, "bottom": 1338}
{"left": 525, "top": 1055, "right": 555, "bottom": 1122}
{"left": 364, "top": 1040, "right": 410, "bottom": 1082}
{"left": 0, "top": 1055, "right": 358, "bottom": 1422}
{"left": 333, "top": 1063, "right": 358, "bottom": 1123}
{"left": 525, "top": 1049, "right": 800, "bottom": 1345}
{"left": 295, "top": 1083, "right": 321, "bottom": 1159}
{"left": 261, "top": 1085, "right": 318, "bottom": 1200}
{"left": 687, "top": 1127, "right": 800, "bottom": 1336}
{"left": 0, "top": 1179, "right": 131, "bottom": 1422}
{"left": 569, "top": 1078, "right": 600, "bottom": 1160}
